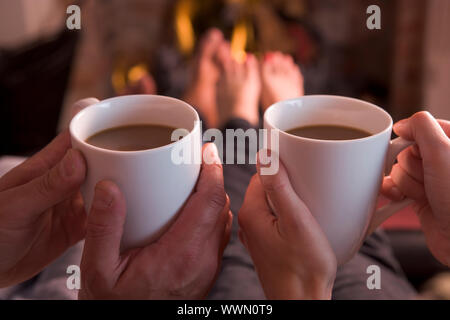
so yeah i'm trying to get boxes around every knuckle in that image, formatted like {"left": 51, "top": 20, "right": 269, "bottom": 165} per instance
{"left": 37, "top": 172, "right": 56, "bottom": 197}
{"left": 86, "top": 221, "right": 118, "bottom": 240}
{"left": 412, "top": 111, "right": 431, "bottom": 122}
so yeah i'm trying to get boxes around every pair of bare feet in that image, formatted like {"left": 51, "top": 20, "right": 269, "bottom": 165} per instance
{"left": 184, "top": 29, "right": 304, "bottom": 128}
{"left": 117, "top": 29, "right": 304, "bottom": 129}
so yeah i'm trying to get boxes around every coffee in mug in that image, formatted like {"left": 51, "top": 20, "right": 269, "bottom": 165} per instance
{"left": 286, "top": 124, "right": 372, "bottom": 141}
{"left": 264, "top": 95, "right": 414, "bottom": 265}
{"left": 70, "top": 95, "right": 201, "bottom": 252}
{"left": 85, "top": 124, "right": 178, "bottom": 151}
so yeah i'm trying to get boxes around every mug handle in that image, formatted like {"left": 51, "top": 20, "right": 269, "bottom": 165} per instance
{"left": 366, "top": 137, "right": 415, "bottom": 235}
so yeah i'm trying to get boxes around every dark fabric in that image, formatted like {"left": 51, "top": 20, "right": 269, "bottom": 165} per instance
{"left": 385, "top": 230, "right": 448, "bottom": 288}
{"left": 0, "top": 29, "right": 79, "bottom": 156}
{"left": 208, "top": 118, "right": 417, "bottom": 300}
{"left": 333, "top": 230, "right": 416, "bottom": 300}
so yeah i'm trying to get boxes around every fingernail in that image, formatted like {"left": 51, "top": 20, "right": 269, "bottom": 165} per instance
{"left": 388, "top": 186, "right": 405, "bottom": 201}
{"left": 92, "top": 184, "right": 114, "bottom": 211}
{"left": 257, "top": 149, "right": 272, "bottom": 168}
{"left": 205, "top": 143, "right": 221, "bottom": 165}
{"left": 62, "top": 149, "right": 75, "bottom": 177}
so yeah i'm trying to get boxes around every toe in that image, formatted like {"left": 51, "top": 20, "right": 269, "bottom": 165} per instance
{"left": 199, "top": 28, "right": 223, "bottom": 60}
{"left": 245, "top": 54, "right": 259, "bottom": 78}
{"left": 217, "top": 42, "right": 232, "bottom": 71}
{"left": 279, "top": 53, "right": 294, "bottom": 74}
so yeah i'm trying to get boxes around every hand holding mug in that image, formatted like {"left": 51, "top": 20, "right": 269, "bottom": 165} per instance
{"left": 238, "top": 151, "right": 336, "bottom": 300}
{"left": 79, "top": 143, "right": 232, "bottom": 299}
{"left": 0, "top": 99, "right": 97, "bottom": 287}
{"left": 381, "top": 111, "right": 450, "bottom": 266}
{"left": 264, "top": 96, "right": 415, "bottom": 265}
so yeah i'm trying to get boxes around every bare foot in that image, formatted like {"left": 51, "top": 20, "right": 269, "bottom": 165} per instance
{"left": 217, "top": 44, "right": 261, "bottom": 128}
{"left": 260, "top": 52, "right": 304, "bottom": 111}
{"left": 184, "top": 28, "right": 224, "bottom": 128}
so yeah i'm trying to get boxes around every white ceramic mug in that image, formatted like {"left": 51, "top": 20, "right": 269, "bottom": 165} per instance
{"left": 264, "top": 95, "right": 413, "bottom": 265}
{"left": 70, "top": 95, "right": 202, "bottom": 252}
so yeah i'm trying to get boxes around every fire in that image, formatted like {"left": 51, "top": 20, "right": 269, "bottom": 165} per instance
{"left": 231, "top": 21, "right": 248, "bottom": 63}
{"left": 175, "top": 0, "right": 195, "bottom": 55}
{"left": 128, "top": 64, "right": 148, "bottom": 83}
{"left": 112, "top": 63, "right": 148, "bottom": 93}
{"left": 111, "top": 68, "right": 126, "bottom": 93}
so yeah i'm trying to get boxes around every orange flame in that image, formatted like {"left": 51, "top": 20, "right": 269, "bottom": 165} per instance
{"left": 112, "top": 63, "right": 148, "bottom": 93}
{"left": 175, "top": 0, "right": 195, "bottom": 55}
{"left": 128, "top": 64, "right": 148, "bottom": 83}
{"left": 231, "top": 21, "right": 248, "bottom": 63}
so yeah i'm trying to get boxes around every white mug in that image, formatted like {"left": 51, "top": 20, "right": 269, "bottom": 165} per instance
{"left": 264, "top": 95, "right": 413, "bottom": 265}
{"left": 70, "top": 95, "right": 202, "bottom": 252}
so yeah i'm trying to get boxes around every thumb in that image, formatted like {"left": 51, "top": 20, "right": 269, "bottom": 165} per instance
{"left": 256, "top": 150, "right": 313, "bottom": 235}
{"left": 81, "top": 180, "right": 126, "bottom": 280}
{"left": 394, "top": 112, "right": 449, "bottom": 155}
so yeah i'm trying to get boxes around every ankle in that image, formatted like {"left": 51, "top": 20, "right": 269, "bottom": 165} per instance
{"left": 230, "top": 98, "right": 259, "bottom": 127}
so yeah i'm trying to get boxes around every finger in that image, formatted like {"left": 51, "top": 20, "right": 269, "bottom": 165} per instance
{"left": 0, "top": 149, "right": 86, "bottom": 219}
{"left": 0, "top": 131, "right": 72, "bottom": 191}
{"left": 70, "top": 98, "right": 99, "bottom": 119}
{"left": 216, "top": 207, "right": 232, "bottom": 260}
{"left": 411, "top": 144, "right": 421, "bottom": 159}
{"left": 237, "top": 174, "right": 280, "bottom": 249}
{"left": 238, "top": 174, "right": 273, "bottom": 228}
{"left": 81, "top": 180, "right": 126, "bottom": 281}
{"left": 161, "top": 143, "right": 228, "bottom": 245}
{"left": 397, "top": 147, "right": 424, "bottom": 182}
{"left": 393, "top": 112, "right": 449, "bottom": 153}
{"left": 380, "top": 176, "right": 405, "bottom": 201}
{"left": 390, "top": 163, "right": 426, "bottom": 201}
{"left": 219, "top": 209, "right": 233, "bottom": 255}
{"left": 437, "top": 119, "right": 450, "bottom": 136}
{"left": 50, "top": 192, "right": 87, "bottom": 250}
{"left": 256, "top": 150, "right": 313, "bottom": 234}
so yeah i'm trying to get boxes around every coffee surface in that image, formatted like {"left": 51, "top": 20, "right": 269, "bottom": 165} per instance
{"left": 86, "top": 124, "right": 177, "bottom": 151}
{"left": 286, "top": 124, "right": 371, "bottom": 141}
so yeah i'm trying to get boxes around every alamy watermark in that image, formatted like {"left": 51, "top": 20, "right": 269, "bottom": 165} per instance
{"left": 66, "top": 4, "right": 381, "bottom": 31}
{"left": 366, "top": 265, "right": 381, "bottom": 290}
{"left": 367, "top": 5, "right": 381, "bottom": 30}
{"left": 66, "top": 5, "right": 81, "bottom": 30}
{"left": 169, "top": 121, "right": 280, "bottom": 175}
{"left": 66, "top": 264, "right": 81, "bottom": 290}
